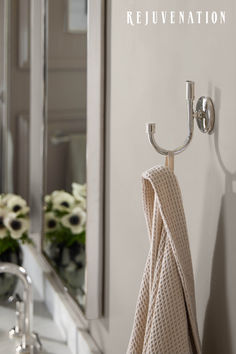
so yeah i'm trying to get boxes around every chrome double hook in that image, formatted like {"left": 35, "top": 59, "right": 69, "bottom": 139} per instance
{"left": 146, "top": 81, "right": 215, "bottom": 156}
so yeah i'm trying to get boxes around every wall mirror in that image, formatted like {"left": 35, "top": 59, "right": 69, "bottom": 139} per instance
{"left": 43, "top": 0, "right": 87, "bottom": 310}
{"left": 30, "top": 0, "right": 105, "bottom": 319}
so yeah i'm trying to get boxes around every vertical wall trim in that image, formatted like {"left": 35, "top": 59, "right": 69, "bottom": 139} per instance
{"left": 1, "top": 0, "right": 10, "bottom": 192}
{"left": 86, "top": 0, "right": 105, "bottom": 319}
{"left": 29, "top": 0, "right": 46, "bottom": 250}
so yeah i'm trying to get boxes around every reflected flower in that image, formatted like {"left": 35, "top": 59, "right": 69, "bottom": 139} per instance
{"left": 61, "top": 207, "right": 86, "bottom": 234}
{"left": 72, "top": 183, "right": 86, "bottom": 210}
{"left": 0, "top": 209, "right": 7, "bottom": 239}
{"left": 44, "top": 195, "right": 51, "bottom": 204}
{"left": 4, "top": 213, "right": 29, "bottom": 239}
{"left": 44, "top": 194, "right": 53, "bottom": 211}
{"left": 52, "top": 191, "right": 75, "bottom": 212}
{"left": 0, "top": 195, "right": 6, "bottom": 208}
{"left": 51, "top": 190, "right": 66, "bottom": 200}
{"left": 76, "top": 195, "right": 86, "bottom": 210}
{"left": 45, "top": 212, "right": 58, "bottom": 232}
{"left": 72, "top": 183, "right": 87, "bottom": 199}
{"left": 2, "top": 193, "right": 15, "bottom": 204}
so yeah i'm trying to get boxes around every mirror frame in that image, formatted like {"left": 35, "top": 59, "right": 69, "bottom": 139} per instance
{"left": 0, "top": 0, "right": 11, "bottom": 193}
{"left": 29, "top": 0, "right": 105, "bottom": 319}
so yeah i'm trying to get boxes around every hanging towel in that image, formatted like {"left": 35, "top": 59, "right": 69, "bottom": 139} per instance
{"left": 127, "top": 160, "right": 201, "bottom": 354}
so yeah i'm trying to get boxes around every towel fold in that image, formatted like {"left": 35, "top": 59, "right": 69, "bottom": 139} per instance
{"left": 127, "top": 165, "right": 201, "bottom": 354}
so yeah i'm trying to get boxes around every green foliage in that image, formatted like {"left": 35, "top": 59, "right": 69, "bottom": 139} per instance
{"left": 54, "top": 210, "right": 69, "bottom": 218}
{"left": 20, "top": 233, "right": 33, "bottom": 245}
{"left": 45, "top": 223, "right": 85, "bottom": 247}
{"left": 0, "top": 236, "right": 18, "bottom": 255}
{"left": 45, "top": 200, "right": 53, "bottom": 212}
{"left": 0, "top": 232, "right": 32, "bottom": 255}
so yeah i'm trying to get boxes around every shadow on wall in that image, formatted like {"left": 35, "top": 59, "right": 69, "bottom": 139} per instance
{"left": 202, "top": 191, "right": 233, "bottom": 353}
{"left": 202, "top": 87, "right": 235, "bottom": 353}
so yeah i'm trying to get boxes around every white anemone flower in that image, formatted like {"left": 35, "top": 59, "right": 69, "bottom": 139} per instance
{"left": 2, "top": 193, "right": 15, "bottom": 204}
{"left": 72, "top": 184, "right": 86, "bottom": 210}
{"left": 44, "top": 195, "right": 51, "bottom": 204}
{"left": 6, "top": 195, "right": 29, "bottom": 216}
{"left": 45, "top": 212, "right": 58, "bottom": 232}
{"left": 44, "top": 190, "right": 63, "bottom": 207}
{"left": 4, "top": 213, "right": 29, "bottom": 239}
{"left": 61, "top": 207, "right": 86, "bottom": 234}
{"left": 0, "top": 208, "right": 7, "bottom": 239}
{"left": 72, "top": 183, "right": 87, "bottom": 199}
{"left": 52, "top": 191, "right": 75, "bottom": 212}
{"left": 51, "top": 190, "right": 64, "bottom": 199}
{"left": 75, "top": 195, "right": 86, "bottom": 210}
{"left": 44, "top": 195, "right": 52, "bottom": 211}
{"left": 0, "top": 195, "right": 6, "bottom": 208}
{"left": 1, "top": 193, "right": 14, "bottom": 208}
{"left": 0, "top": 228, "right": 7, "bottom": 239}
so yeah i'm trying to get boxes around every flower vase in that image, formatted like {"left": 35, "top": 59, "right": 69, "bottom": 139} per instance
{"left": 48, "top": 241, "right": 85, "bottom": 303}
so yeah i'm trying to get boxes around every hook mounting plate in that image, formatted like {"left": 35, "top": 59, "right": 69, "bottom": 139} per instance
{"left": 195, "top": 96, "right": 215, "bottom": 134}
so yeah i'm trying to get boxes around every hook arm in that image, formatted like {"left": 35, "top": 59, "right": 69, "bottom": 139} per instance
{"left": 146, "top": 81, "right": 195, "bottom": 156}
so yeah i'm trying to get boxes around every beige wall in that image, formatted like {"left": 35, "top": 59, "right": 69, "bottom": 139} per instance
{"left": 90, "top": 0, "right": 236, "bottom": 353}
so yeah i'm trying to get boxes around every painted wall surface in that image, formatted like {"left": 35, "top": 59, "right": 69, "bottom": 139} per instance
{"left": 90, "top": 1, "right": 236, "bottom": 353}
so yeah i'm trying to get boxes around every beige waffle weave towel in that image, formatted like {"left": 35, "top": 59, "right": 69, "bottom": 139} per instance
{"left": 127, "top": 164, "right": 201, "bottom": 354}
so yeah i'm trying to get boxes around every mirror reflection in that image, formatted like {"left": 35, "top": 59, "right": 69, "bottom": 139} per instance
{"left": 67, "top": 0, "right": 87, "bottom": 32}
{"left": 43, "top": 0, "right": 87, "bottom": 309}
